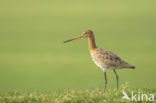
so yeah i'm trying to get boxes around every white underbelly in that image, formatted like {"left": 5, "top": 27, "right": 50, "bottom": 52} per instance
{"left": 92, "top": 58, "right": 107, "bottom": 72}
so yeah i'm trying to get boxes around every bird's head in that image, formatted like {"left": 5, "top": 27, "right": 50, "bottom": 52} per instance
{"left": 63, "top": 30, "right": 93, "bottom": 43}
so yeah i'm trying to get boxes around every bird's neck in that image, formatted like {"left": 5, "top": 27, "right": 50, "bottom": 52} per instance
{"left": 88, "top": 34, "right": 97, "bottom": 51}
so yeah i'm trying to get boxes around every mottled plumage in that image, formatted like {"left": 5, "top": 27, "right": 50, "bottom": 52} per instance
{"left": 64, "top": 30, "right": 135, "bottom": 91}
{"left": 91, "top": 48, "right": 135, "bottom": 72}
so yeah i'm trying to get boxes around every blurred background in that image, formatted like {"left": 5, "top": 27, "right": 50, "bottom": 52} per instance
{"left": 0, "top": 0, "right": 156, "bottom": 92}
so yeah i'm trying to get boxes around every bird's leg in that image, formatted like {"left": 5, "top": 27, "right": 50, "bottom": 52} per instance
{"left": 104, "top": 71, "right": 107, "bottom": 91}
{"left": 113, "top": 69, "right": 119, "bottom": 89}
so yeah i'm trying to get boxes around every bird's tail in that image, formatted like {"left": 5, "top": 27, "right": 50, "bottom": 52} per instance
{"left": 120, "top": 61, "right": 135, "bottom": 69}
{"left": 120, "top": 65, "right": 136, "bottom": 69}
{"left": 128, "top": 66, "right": 135, "bottom": 69}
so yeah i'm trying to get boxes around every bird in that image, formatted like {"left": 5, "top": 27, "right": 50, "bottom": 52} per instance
{"left": 63, "top": 30, "right": 135, "bottom": 91}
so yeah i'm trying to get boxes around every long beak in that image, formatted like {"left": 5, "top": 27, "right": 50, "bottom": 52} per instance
{"left": 63, "top": 35, "right": 83, "bottom": 43}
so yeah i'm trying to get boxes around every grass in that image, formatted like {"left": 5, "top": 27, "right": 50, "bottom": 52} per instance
{"left": 0, "top": 83, "right": 155, "bottom": 103}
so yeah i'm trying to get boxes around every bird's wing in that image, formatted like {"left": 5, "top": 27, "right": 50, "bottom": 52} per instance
{"left": 94, "top": 48, "right": 134, "bottom": 69}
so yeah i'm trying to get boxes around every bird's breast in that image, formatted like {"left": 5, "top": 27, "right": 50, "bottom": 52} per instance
{"left": 90, "top": 51, "right": 107, "bottom": 72}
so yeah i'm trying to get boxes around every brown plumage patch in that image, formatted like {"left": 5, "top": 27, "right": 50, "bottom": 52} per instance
{"left": 91, "top": 48, "right": 135, "bottom": 70}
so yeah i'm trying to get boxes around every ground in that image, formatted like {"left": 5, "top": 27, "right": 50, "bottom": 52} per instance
{"left": 0, "top": 84, "right": 155, "bottom": 103}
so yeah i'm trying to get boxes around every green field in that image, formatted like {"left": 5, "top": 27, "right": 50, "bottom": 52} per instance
{"left": 0, "top": 84, "right": 156, "bottom": 103}
{"left": 0, "top": 0, "right": 156, "bottom": 96}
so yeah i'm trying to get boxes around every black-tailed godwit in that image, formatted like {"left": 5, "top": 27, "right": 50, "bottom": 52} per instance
{"left": 64, "top": 30, "right": 135, "bottom": 91}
